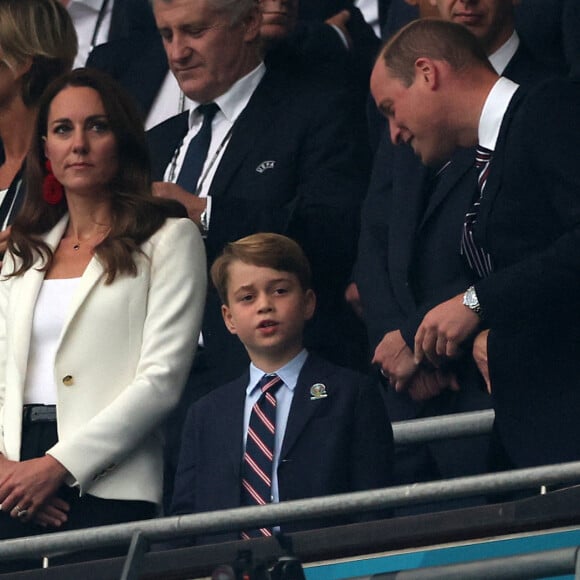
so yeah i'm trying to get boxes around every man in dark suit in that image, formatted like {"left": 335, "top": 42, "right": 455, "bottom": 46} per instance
{"left": 172, "top": 233, "right": 393, "bottom": 544}
{"left": 355, "top": 0, "right": 552, "bottom": 493}
{"left": 372, "top": 18, "right": 580, "bottom": 470}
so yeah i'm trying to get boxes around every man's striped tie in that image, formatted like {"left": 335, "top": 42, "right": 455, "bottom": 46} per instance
{"left": 460, "top": 145, "right": 494, "bottom": 278}
{"left": 240, "top": 374, "right": 283, "bottom": 539}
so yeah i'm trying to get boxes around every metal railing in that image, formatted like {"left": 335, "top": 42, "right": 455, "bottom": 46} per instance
{"left": 1, "top": 459, "right": 580, "bottom": 563}
{"left": 392, "top": 409, "right": 495, "bottom": 445}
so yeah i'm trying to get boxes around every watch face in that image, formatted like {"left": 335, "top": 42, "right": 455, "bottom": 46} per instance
{"left": 467, "top": 290, "right": 477, "bottom": 307}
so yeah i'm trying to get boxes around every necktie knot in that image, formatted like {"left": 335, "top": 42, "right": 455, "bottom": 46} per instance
{"left": 258, "top": 373, "right": 283, "bottom": 396}
{"left": 175, "top": 103, "right": 220, "bottom": 191}
{"left": 197, "top": 102, "right": 219, "bottom": 122}
{"left": 475, "top": 145, "right": 492, "bottom": 169}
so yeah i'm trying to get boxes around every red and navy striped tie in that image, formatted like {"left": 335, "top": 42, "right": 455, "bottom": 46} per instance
{"left": 460, "top": 145, "right": 494, "bottom": 278}
{"left": 241, "top": 374, "right": 283, "bottom": 539}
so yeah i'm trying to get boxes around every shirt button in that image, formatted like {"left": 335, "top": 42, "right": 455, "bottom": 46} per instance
{"left": 62, "top": 375, "right": 74, "bottom": 386}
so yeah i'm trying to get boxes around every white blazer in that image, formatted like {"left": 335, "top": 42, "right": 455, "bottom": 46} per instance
{"left": 0, "top": 215, "right": 206, "bottom": 505}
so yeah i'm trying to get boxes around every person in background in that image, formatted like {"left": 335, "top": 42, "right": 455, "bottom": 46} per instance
{"left": 59, "top": 0, "right": 156, "bottom": 67}
{"left": 0, "top": 0, "right": 77, "bottom": 260}
{"left": 172, "top": 233, "right": 393, "bottom": 545}
{"left": 0, "top": 69, "right": 206, "bottom": 557}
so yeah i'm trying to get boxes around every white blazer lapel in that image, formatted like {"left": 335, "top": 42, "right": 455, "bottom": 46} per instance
{"left": 58, "top": 256, "right": 104, "bottom": 345}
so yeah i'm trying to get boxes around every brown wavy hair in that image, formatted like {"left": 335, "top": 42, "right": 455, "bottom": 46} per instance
{"left": 8, "top": 68, "right": 186, "bottom": 283}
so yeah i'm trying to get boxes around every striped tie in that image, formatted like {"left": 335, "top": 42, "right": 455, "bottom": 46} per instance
{"left": 460, "top": 145, "right": 494, "bottom": 278}
{"left": 240, "top": 374, "right": 283, "bottom": 539}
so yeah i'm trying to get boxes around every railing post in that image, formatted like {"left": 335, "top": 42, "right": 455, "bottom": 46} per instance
{"left": 120, "top": 530, "right": 149, "bottom": 580}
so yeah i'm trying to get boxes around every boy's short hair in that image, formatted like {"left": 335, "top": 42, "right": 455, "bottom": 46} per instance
{"left": 210, "top": 233, "right": 312, "bottom": 304}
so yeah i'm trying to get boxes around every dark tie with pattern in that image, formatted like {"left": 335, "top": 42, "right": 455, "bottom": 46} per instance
{"left": 176, "top": 103, "right": 219, "bottom": 192}
{"left": 240, "top": 374, "right": 283, "bottom": 539}
{"left": 460, "top": 145, "right": 494, "bottom": 278}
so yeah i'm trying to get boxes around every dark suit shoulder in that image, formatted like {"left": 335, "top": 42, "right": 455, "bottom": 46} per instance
{"left": 298, "top": 353, "right": 374, "bottom": 393}
{"left": 192, "top": 372, "right": 249, "bottom": 410}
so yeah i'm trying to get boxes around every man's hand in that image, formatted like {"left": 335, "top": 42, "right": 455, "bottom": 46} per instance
{"left": 473, "top": 329, "right": 491, "bottom": 393}
{"left": 325, "top": 9, "right": 352, "bottom": 49}
{"left": 344, "top": 282, "right": 363, "bottom": 319}
{"left": 152, "top": 182, "right": 207, "bottom": 225}
{"left": 406, "top": 368, "right": 460, "bottom": 402}
{"left": 414, "top": 293, "right": 481, "bottom": 366}
{"left": 372, "top": 330, "right": 418, "bottom": 392}
{"left": 0, "top": 455, "right": 68, "bottom": 523}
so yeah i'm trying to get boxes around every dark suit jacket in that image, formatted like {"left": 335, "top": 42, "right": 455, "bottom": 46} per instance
{"left": 147, "top": 67, "right": 370, "bottom": 383}
{"left": 515, "top": 0, "right": 580, "bottom": 77}
{"left": 473, "top": 78, "right": 580, "bottom": 468}
{"left": 171, "top": 354, "right": 393, "bottom": 544}
{"left": 108, "top": 0, "right": 156, "bottom": 40}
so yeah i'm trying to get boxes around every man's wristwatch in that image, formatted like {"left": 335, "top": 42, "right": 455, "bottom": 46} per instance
{"left": 199, "top": 209, "right": 209, "bottom": 234}
{"left": 463, "top": 285, "right": 483, "bottom": 317}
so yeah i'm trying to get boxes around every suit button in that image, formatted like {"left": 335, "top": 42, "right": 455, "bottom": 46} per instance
{"left": 62, "top": 375, "right": 74, "bottom": 386}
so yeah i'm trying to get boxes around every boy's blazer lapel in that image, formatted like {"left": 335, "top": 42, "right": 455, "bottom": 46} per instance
{"left": 279, "top": 355, "right": 329, "bottom": 460}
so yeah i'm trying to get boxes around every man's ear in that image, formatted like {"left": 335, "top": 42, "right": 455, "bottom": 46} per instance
{"left": 221, "top": 304, "right": 238, "bottom": 335}
{"left": 414, "top": 57, "right": 440, "bottom": 90}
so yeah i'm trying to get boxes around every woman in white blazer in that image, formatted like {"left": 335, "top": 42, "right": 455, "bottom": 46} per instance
{"left": 0, "top": 69, "right": 206, "bottom": 545}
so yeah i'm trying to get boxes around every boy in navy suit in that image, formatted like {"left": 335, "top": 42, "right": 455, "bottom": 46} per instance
{"left": 171, "top": 233, "right": 393, "bottom": 543}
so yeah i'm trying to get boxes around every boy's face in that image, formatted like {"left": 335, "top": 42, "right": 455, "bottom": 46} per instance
{"left": 221, "top": 261, "right": 315, "bottom": 367}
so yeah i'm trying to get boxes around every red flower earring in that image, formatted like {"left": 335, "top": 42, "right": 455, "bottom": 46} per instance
{"left": 42, "top": 160, "right": 64, "bottom": 205}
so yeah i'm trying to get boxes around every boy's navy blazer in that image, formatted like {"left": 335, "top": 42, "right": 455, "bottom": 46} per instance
{"left": 171, "top": 354, "right": 393, "bottom": 543}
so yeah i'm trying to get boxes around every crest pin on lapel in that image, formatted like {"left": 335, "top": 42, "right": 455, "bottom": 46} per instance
{"left": 310, "top": 383, "right": 328, "bottom": 400}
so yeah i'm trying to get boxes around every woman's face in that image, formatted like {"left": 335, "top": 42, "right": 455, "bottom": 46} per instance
{"left": 44, "top": 86, "right": 119, "bottom": 198}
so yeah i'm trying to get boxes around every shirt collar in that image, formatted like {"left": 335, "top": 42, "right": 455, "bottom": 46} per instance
{"left": 478, "top": 76, "right": 519, "bottom": 152}
{"left": 187, "top": 62, "right": 266, "bottom": 129}
{"left": 247, "top": 349, "right": 308, "bottom": 396}
{"left": 66, "top": 0, "right": 105, "bottom": 11}
{"left": 488, "top": 31, "right": 519, "bottom": 75}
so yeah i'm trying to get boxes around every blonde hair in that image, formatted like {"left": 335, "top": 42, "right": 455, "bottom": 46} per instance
{"left": 0, "top": 0, "right": 77, "bottom": 106}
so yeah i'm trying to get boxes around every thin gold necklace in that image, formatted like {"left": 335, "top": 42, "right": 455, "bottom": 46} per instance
{"left": 68, "top": 227, "right": 111, "bottom": 251}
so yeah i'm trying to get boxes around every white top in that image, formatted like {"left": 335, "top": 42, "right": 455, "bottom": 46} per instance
{"left": 478, "top": 77, "right": 520, "bottom": 152}
{"left": 163, "top": 62, "right": 266, "bottom": 226}
{"left": 66, "top": 0, "right": 114, "bottom": 67}
{"left": 23, "top": 278, "right": 81, "bottom": 405}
